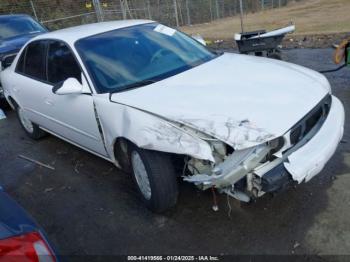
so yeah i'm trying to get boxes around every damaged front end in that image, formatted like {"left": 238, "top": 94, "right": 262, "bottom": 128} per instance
{"left": 183, "top": 138, "right": 284, "bottom": 202}
{"left": 182, "top": 94, "right": 344, "bottom": 203}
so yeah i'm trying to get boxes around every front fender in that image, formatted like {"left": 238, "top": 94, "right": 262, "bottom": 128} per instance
{"left": 94, "top": 96, "right": 215, "bottom": 162}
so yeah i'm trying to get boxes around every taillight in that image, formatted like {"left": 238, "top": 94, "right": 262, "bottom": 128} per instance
{"left": 0, "top": 231, "right": 55, "bottom": 262}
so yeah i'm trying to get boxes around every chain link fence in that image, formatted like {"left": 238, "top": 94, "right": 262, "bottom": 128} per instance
{"left": 0, "top": 0, "right": 303, "bottom": 30}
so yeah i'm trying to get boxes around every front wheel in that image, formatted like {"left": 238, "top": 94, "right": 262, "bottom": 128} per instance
{"left": 17, "top": 106, "right": 46, "bottom": 140}
{"left": 129, "top": 146, "right": 178, "bottom": 213}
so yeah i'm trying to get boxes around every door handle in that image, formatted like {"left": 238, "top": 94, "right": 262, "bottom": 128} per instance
{"left": 45, "top": 100, "right": 54, "bottom": 106}
{"left": 12, "top": 87, "right": 18, "bottom": 93}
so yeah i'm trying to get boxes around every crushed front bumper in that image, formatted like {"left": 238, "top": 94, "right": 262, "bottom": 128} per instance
{"left": 261, "top": 95, "right": 344, "bottom": 192}
{"left": 284, "top": 96, "right": 344, "bottom": 183}
{"left": 185, "top": 95, "right": 344, "bottom": 200}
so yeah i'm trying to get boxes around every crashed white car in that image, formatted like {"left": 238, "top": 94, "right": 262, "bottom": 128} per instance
{"left": 1, "top": 20, "right": 345, "bottom": 212}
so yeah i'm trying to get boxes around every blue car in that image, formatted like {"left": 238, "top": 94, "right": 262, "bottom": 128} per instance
{"left": 0, "top": 14, "right": 47, "bottom": 100}
{"left": 0, "top": 187, "right": 57, "bottom": 261}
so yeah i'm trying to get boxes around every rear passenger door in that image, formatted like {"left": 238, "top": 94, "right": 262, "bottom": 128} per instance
{"left": 14, "top": 40, "right": 52, "bottom": 127}
{"left": 44, "top": 40, "right": 107, "bottom": 157}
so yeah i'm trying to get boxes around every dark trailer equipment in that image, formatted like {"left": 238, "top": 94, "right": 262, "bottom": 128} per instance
{"left": 235, "top": 26, "right": 295, "bottom": 59}
{"left": 234, "top": 0, "right": 295, "bottom": 59}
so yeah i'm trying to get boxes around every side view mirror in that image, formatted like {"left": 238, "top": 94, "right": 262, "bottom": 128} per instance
{"left": 52, "top": 78, "right": 83, "bottom": 95}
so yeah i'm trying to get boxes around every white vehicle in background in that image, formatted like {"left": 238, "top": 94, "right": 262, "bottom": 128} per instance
{"left": 1, "top": 20, "right": 345, "bottom": 212}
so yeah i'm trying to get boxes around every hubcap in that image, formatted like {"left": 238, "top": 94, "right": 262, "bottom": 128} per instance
{"left": 131, "top": 151, "right": 152, "bottom": 200}
{"left": 18, "top": 108, "right": 34, "bottom": 133}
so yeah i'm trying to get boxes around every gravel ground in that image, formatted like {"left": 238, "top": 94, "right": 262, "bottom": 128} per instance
{"left": 0, "top": 48, "right": 349, "bottom": 259}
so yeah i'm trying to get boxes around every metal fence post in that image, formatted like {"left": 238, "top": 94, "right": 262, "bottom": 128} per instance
{"left": 215, "top": 0, "right": 220, "bottom": 19}
{"left": 29, "top": 0, "right": 38, "bottom": 21}
{"left": 173, "top": 0, "right": 179, "bottom": 27}
{"left": 261, "top": 0, "right": 264, "bottom": 11}
{"left": 239, "top": 0, "right": 244, "bottom": 33}
{"left": 209, "top": 0, "right": 213, "bottom": 21}
{"left": 146, "top": 0, "right": 152, "bottom": 19}
{"left": 120, "top": 0, "right": 127, "bottom": 19}
{"left": 185, "top": 0, "right": 191, "bottom": 25}
{"left": 92, "top": 0, "right": 103, "bottom": 22}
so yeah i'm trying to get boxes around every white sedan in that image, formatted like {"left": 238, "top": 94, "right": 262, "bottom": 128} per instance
{"left": 1, "top": 20, "right": 345, "bottom": 212}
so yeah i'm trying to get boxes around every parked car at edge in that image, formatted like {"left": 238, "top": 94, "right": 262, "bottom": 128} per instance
{"left": 1, "top": 20, "right": 345, "bottom": 212}
{"left": 0, "top": 186, "right": 57, "bottom": 260}
{"left": 0, "top": 14, "right": 47, "bottom": 101}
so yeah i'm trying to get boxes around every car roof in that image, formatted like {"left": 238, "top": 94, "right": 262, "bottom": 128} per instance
{"left": 33, "top": 20, "right": 154, "bottom": 45}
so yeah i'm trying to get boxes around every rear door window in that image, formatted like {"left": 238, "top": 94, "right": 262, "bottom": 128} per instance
{"left": 47, "top": 41, "right": 81, "bottom": 84}
{"left": 22, "top": 41, "right": 47, "bottom": 81}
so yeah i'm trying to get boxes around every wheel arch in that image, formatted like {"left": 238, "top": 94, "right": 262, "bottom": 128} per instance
{"left": 113, "top": 137, "right": 135, "bottom": 172}
{"left": 6, "top": 96, "right": 18, "bottom": 109}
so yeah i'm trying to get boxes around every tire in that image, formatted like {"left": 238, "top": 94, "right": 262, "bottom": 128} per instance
{"left": 114, "top": 139, "right": 132, "bottom": 173}
{"left": 16, "top": 106, "right": 46, "bottom": 140}
{"left": 0, "top": 98, "right": 10, "bottom": 109}
{"left": 129, "top": 145, "right": 178, "bottom": 213}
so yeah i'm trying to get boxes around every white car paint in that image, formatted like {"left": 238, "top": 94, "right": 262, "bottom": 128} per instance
{"left": 110, "top": 52, "right": 331, "bottom": 150}
{"left": 93, "top": 94, "right": 214, "bottom": 162}
{"left": 0, "top": 20, "right": 345, "bottom": 201}
{"left": 7, "top": 70, "right": 107, "bottom": 157}
{"left": 284, "top": 96, "right": 344, "bottom": 183}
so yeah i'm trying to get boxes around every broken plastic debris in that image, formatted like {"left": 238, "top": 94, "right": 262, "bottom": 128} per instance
{"left": 293, "top": 242, "right": 300, "bottom": 249}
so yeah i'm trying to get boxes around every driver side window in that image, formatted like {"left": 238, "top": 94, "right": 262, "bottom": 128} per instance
{"left": 47, "top": 41, "right": 81, "bottom": 84}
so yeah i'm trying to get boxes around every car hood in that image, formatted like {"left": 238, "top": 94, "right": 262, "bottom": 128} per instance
{"left": 111, "top": 53, "right": 330, "bottom": 149}
{"left": 0, "top": 33, "right": 42, "bottom": 58}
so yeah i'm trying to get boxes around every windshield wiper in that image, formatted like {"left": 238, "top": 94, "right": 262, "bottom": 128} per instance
{"left": 111, "top": 79, "right": 158, "bottom": 93}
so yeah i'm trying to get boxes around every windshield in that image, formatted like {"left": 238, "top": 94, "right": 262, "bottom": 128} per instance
{"left": 0, "top": 16, "right": 46, "bottom": 40}
{"left": 75, "top": 23, "right": 217, "bottom": 93}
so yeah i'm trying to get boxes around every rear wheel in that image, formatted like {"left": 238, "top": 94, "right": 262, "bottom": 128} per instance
{"left": 17, "top": 106, "right": 46, "bottom": 140}
{"left": 129, "top": 145, "right": 178, "bottom": 213}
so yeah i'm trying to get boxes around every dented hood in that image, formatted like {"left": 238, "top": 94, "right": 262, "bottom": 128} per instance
{"left": 110, "top": 53, "right": 330, "bottom": 149}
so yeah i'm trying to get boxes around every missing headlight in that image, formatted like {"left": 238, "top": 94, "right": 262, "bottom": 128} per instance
{"left": 266, "top": 137, "right": 285, "bottom": 161}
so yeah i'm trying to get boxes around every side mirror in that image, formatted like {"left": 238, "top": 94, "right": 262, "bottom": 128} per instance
{"left": 52, "top": 78, "right": 83, "bottom": 95}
